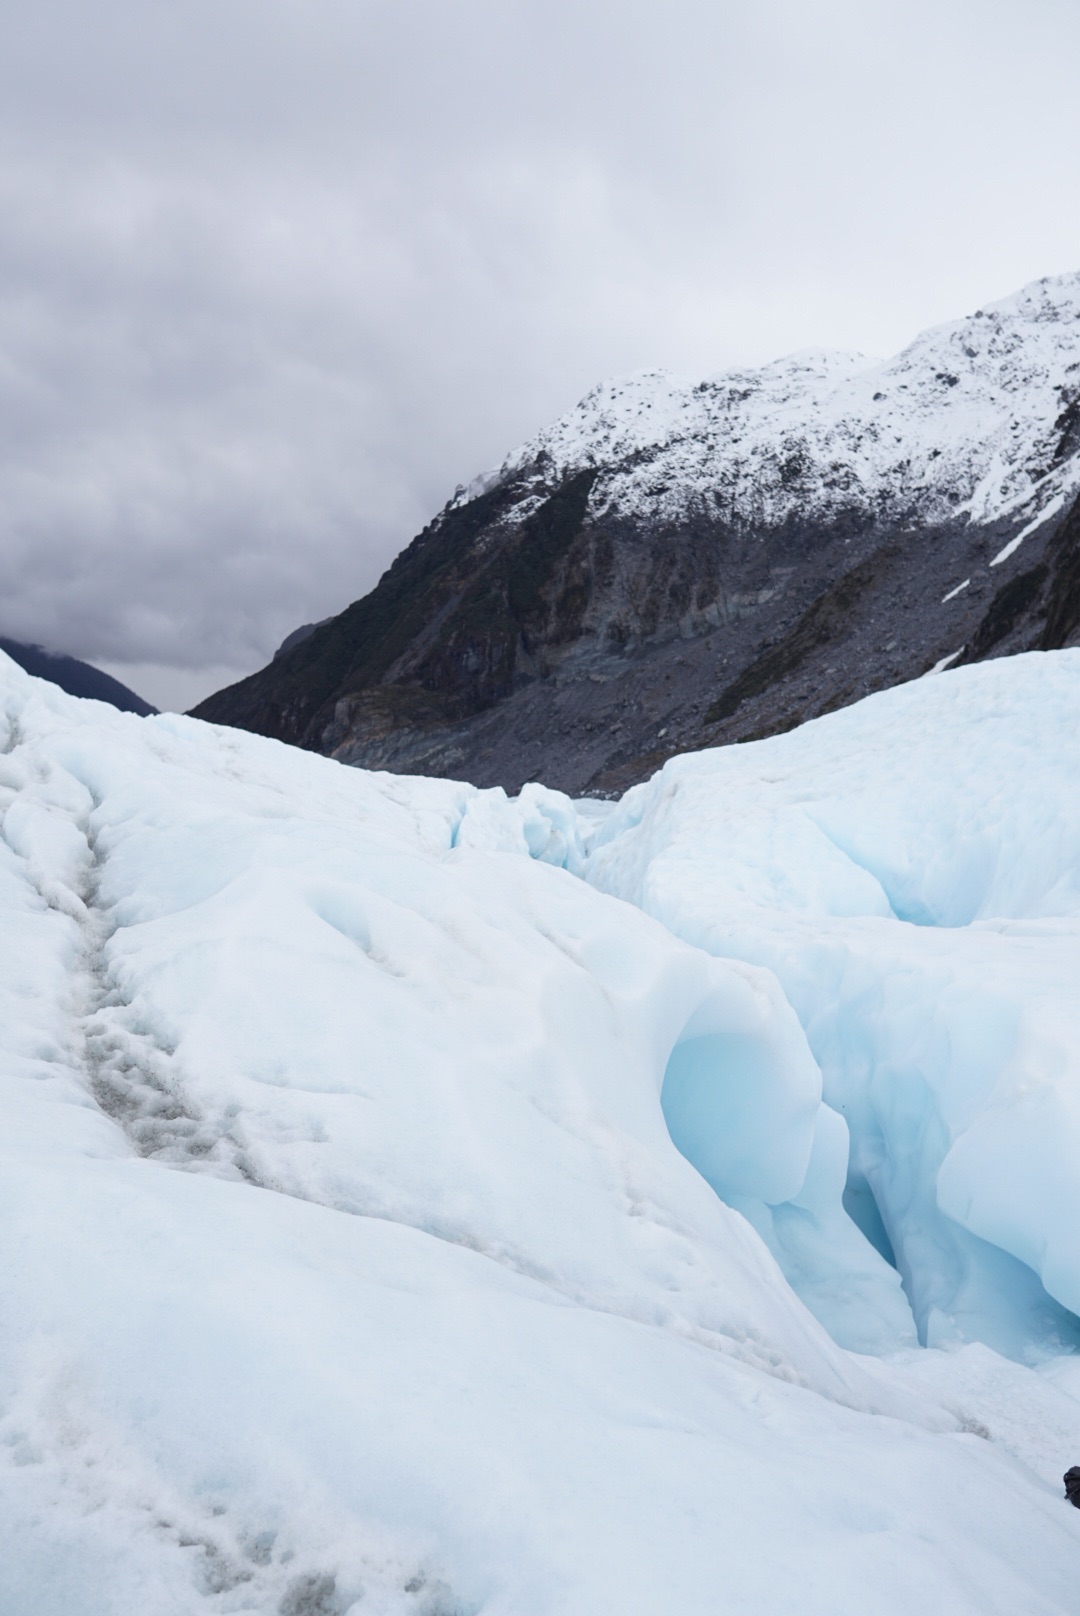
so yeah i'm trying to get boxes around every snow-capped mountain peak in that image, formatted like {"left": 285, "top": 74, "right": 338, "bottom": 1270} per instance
{"left": 196, "top": 271, "right": 1080, "bottom": 798}
{"left": 481, "top": 269, "right": 1080, "bottom": 535}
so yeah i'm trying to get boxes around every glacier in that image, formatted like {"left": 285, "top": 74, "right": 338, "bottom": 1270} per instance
{"left": 2, "top": 647, "right": 1080, "bottom": 1613}
{"left": 581, "top": 650, "right": 1080, "bottom": 1360}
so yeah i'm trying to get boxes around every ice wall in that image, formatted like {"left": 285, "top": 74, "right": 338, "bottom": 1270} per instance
{"left": 581, "top": 651, "right": 1080, "bottom": 1360}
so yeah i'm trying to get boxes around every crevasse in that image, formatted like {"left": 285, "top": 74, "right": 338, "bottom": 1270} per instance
{"left": 567, "top": 649, "right": 1080, "bottom": 1361}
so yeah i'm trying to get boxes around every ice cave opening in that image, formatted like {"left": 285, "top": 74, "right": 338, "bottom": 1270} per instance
{"left": 659, "top": 1017, "right": 1080, "bottom": 1361}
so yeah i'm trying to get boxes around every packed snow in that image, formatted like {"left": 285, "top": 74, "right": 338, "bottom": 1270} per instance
{"left": 2, "top": 647, "right": 1080, "bottom": 1614}
{"left": 457, "top": 272, "right": 1080, "bottom": 544}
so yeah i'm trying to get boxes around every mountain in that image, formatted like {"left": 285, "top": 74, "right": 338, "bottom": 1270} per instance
{"left": 0, "top": 636, "right": 156, "bottom": 716}
{"left": 271, "top": 616, "right": 333, "bottom": 659}
{"left": 193, "top": 273, "right": 1080, "bottom": 793}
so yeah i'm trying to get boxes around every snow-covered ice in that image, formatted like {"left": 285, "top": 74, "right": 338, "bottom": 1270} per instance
{"left": 3, "top": 648, "right": 1080, "bottom": 1613}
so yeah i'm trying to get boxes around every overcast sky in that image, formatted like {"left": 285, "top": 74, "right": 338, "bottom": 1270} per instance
{"left": 2, "top": 0, "right": 1079, "bottom": 710}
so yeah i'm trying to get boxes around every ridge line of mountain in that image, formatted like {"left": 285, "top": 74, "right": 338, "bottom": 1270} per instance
{"left": 193, "top": 271, "right": 1080, "bottom": 793}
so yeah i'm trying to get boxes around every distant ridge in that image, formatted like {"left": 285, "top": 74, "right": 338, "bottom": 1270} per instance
{"left": 0, "top": 637, "right": 156, "bottom": 716}
{"left": 194, "top": 273, "right": 1080, "bottom": 794}
{"left": 272, "top": 618, "right": 333, "bottom": 660}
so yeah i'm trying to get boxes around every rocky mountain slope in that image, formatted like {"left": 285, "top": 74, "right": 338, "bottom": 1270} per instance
{"left": 194, "top": 273, "right": 1080, "bottom": 793}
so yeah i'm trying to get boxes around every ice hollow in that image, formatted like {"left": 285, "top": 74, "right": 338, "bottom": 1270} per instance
{"left": 660, "top": 996, "right": 819, "bottom": 1207}
{"left": 661, "top": 1011, "right": 918, "bottom": 1356}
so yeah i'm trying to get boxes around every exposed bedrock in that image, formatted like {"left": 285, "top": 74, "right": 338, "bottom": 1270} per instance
{"left": 194, "top": 273, "right": 1080, "bottom": 793}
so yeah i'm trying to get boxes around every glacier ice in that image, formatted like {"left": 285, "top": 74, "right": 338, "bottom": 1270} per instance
{"left": 2, "top": 648, "right": 1080, "bottom": 1614}
{"left": 582, "top": 649, "right": 1080, "bottom": 1360}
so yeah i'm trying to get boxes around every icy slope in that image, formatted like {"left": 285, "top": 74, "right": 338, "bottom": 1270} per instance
{"left": 476, "top": 272, "right": 1080, "bottom": 541}
{"left": 582, "top": 650, "right": 1080, "bottom": 1358}
{"left": 3, "top": 650, "right": 1080, "bottom": 1614}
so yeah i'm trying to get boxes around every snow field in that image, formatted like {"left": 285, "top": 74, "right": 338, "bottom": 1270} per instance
{"left": 2, "top": 650, "right": 1080, "bottom": 1612}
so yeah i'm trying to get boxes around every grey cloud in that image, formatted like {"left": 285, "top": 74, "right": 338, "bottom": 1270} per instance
{"left": 1, "top": 0, "right": 1079, "bottom": 708}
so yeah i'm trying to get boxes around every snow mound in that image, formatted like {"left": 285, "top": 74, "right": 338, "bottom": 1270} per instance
{"left": 3, "top": 649, "right": 1080, "bottom": 1613}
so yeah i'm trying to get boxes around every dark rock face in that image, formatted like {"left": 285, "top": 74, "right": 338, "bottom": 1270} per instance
{"left": 1064, "top": 1467, "right": 1080, "bottom": 1507}
{"left": 191, "top": 480, "right": 1080, "bottom": 796}
{"left": 192, "top": 274, "right": 1080, "bottom": 794}
{"left": 0, "top": 638, "right": 156, "bottom": 717}
{"left": 273, "top": 618, "right": 333, "bottom": 660}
